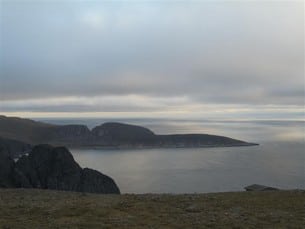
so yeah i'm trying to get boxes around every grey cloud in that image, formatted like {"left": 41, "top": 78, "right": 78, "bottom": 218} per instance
{"left": 0, "top": 104, "right": 157, "bottom": 113}
{"left": 0, "top": 1, "right": 304, "bottom": 114}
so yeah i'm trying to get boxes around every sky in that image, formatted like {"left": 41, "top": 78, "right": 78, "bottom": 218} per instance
{"left": 0, "top": 0, "right": 304, "bottom": 120}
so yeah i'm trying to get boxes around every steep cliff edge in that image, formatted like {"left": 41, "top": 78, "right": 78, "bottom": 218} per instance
{"left": 91, "top": 122, "right": 156, "bottom": 146}
{"left": 0, "top": 145, "right": 120, "bottom": 194}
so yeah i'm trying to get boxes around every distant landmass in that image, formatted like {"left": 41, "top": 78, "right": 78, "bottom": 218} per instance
{"left": 0, "top": 115, "right": 258, "bottom": 151}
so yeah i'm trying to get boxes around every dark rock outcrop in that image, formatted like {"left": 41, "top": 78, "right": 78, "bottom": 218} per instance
{"left": 0, "top": 149, "right": 16, "bottom": 188}
{"left": 0, "top": 145, "right": 120, "bottom": 194}
{"left": 244, "top": 184, "right": 279, "bottom": 191}
{"left": 80, "top": 168, "right": 120, "bottom": 194}
{"left": 15, "top": 145, "right": 83, "bottom": 190}
{"left": 0, "top": 137, "right": 31, "bottom": 158}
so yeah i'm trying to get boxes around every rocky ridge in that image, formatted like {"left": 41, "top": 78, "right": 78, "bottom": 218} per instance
{"left": 0, "top": 144, "right": 120, "bottom": 194}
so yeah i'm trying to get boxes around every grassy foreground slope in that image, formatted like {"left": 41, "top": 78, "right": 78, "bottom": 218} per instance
{"left": 0, "top": 189, "right": 304, "bottom": 228}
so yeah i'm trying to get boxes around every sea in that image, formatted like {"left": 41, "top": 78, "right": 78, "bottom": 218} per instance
{"left": 37, "top": 118, "right": 305, "bottom": 194}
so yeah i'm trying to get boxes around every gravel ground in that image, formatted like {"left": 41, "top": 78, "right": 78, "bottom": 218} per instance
{"left": 0, "top": 189, "right": 304, "bottom": 228}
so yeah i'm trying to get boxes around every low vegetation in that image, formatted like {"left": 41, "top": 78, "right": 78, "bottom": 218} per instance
{"left": 0, "top": 189, "right": 304, "bottom": 228}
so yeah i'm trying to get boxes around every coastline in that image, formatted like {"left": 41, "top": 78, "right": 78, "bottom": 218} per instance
{"left": 67, "top": 142, "right": 259, "bottom": 150}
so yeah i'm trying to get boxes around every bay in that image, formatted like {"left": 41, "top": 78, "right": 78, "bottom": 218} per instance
{"left": 39, "top": 118, "right": 305, "bottom": 193}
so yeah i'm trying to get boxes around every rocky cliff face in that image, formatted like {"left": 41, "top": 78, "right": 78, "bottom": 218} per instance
{"left": 49, "top": 125, "right": 92, "bottom": 145}
{"left": 91, "top": 122, "right": 156, "bottom": 146}
{"left": 0, "top": 149, "right": 16, "bottom": 188}
{"left": 0, "top": 137, "right": 32, "bottom": 158}
{"left": 0, "top": 145, "right": 120, "bottom": 194}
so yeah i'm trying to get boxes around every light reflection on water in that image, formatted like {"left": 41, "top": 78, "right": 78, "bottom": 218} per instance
{"left": 68, "top": 120, "right": 305, "bottom": 193}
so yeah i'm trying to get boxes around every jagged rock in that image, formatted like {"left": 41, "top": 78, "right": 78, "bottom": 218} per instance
{"left": 16, "top": 145, "right": 82, "bottom": 190}
{"left": 244, "top": 184, "right": 279, "bottom": 191}
{"left": 1, "top": 145, "right": 120, "bottom": 194}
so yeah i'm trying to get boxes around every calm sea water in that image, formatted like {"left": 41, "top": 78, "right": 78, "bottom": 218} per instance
{"left": 38, "top": 118, "right": 305, "bottom": 193}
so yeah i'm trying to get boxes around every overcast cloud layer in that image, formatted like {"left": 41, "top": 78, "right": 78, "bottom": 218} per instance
{"left": 0, "top": 1, "right": 304, "bottom": 119}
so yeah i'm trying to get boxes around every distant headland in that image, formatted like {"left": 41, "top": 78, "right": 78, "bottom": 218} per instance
{"left": 0, "top": 115, "right": 258, "bottom": 154}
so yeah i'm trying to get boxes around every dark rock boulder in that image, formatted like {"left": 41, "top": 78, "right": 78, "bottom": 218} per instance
{"left": 1, "top": 144, "right": 120, "bottom": 194}
{"left": 244, "top": 184, "right": 279, "bottom": 191}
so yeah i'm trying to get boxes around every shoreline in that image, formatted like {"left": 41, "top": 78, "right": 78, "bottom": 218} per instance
{"left": 67, "top": 142, "right": 259, "bottom": 150}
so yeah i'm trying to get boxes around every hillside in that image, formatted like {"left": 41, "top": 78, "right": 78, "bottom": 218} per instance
{"left": 0, "top": 115, "right": 55, "bottom": 144}
{"left": 0, "top": 189, "right": 303, "bottom": 228}
{"left": 0, "top": 115, "right": 257, "bottom": 149}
